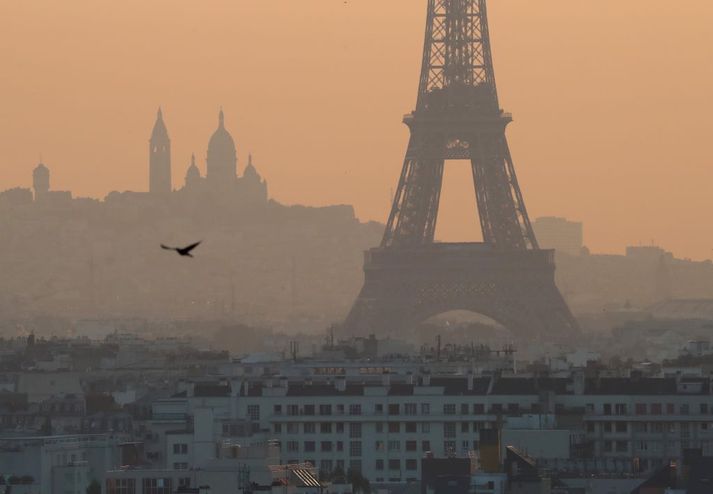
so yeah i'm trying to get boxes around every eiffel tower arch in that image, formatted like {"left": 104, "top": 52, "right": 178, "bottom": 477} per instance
{"left": 345, "top": 0, "right": 579, "bottom": 340}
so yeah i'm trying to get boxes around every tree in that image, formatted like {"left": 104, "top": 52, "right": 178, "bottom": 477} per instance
{"left": 347, "top": 469, "right": 371, "bottom": 494}
{"left": 86, "top": 479, "right": 101, "bottom": 494}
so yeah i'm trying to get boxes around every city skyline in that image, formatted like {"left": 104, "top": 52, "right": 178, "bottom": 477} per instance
{"left": 2, "top": 0, "right": 713, "bottom": 259}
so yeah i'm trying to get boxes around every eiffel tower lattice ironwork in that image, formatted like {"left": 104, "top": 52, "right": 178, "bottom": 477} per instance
{"left": 344, "top": 0, "right": 579, "bottom": 339}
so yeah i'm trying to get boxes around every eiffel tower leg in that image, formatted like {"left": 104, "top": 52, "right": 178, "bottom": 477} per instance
{"left": 383, "top": 133, "right": 445, "bottom": 247}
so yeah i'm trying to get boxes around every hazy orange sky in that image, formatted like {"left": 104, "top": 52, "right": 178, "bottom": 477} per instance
{"left": 2, "top": 1, "right": 713, "bottom": 259}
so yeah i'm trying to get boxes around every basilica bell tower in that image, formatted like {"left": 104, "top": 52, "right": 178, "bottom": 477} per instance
{"left": 149, "top": 107, "right": 172, "bottom": 195}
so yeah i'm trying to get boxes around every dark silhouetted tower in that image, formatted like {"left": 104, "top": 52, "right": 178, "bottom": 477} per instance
{"left": 32, "top": 162, "right": 50, "bottom": 200}
{"left": 345, "top": 0, "right": 578, "bottom": 340}
{"left": 149, "top": 107, "right": 172, "bottom": 195}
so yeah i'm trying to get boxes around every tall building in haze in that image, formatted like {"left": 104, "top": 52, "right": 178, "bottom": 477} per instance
{"left": 149, "top": 107, "right": 172, "bottom": 195}
{"left": 532, "top": 217, "right": 584, "bottom": 256}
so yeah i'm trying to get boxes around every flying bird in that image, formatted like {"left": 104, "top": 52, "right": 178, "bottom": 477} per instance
{"left": 161, "top": 241, "right": 202, "bottom": 258}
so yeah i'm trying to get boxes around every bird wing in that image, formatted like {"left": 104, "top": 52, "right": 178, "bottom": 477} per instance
{"left": 183, "top": 241, "right": 202, "bottom": 253}
{"left": 161, "top": 244, "right": 176, "bottom": 251}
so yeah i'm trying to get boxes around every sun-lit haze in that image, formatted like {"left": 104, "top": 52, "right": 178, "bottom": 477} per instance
{"left": 2, "top": 0, "right": 713, "bottom": 259}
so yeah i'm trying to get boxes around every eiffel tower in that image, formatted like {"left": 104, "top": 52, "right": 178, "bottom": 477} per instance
{"left": 345, "top": 0, "right": 579, "bottom": 339}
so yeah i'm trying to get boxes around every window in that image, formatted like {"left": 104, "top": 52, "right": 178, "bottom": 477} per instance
{"left": 320, "top": 422, "right": 332, "bottom": 434}
{"left": 491, "top": 404, "right": 503, "bottom": 414}
{"left": 615, "top": 441, "right": 628, "bottom": 452}
{"left": 473, "top": 404, "right": 484, "bottom": 414}
{"left": 422, "top": 422, "right": 430, "bottom": 433}
{"left": 507, "top": 404, "right": 519, "bottom": 414}
{"left": 461, "top": 422, "right": 469, "bottom": 433}
{"left": 406, "top": 440, "right": 417, "bottom": 452}
{"left": 388, "top": 459, "right": 401, "bottom": 471}
{"left": 405, "top": 422, "right": 417, "bottom": 433}
{"left": 247, "top": 405, "right": 260, "bottom": 421}
{"left": 376, "top": 459, "right": 384, "bottom": 471}
{"left": 616, "top": 422, "right": 627, "bottom": 433}
{"left": 274, "top": 423, "right": 282, "bottom": 434}
{"left": 304, "top": 423, "right": 316, "bottom": 434}
{"left": 461, "top": 404, "right": 469, "bottom": 415}
{"left": 444, "top": 441, "right": 456, "bottom": 455}
{"left": 405, "top": 403, "right": 417, "bottom": 415}
{"left": 287, "top": 423, "right": 299, "bottom": 434}
{"left": 172, "top": 443, "right": 188, "bottom": 455}
{"left": 603, "top": 441, "right": 613, "bottom": 452}
{"left": 350, "top": 423, "right": 362, "bottom": 438}
{"left": 651, "top": 404, "right": 662, "bottom": 415}
{"left": 349, "top": 404, "right": 362, "bottom": 415}
{"left": 336, "top": 422, "right": 345, "bottom": 434}
{"left": 142, "top": 478, "right": 172, "bottom": 494}
{"left": 666, "top": 403, "right": 675, "bottom": 415}
{"left": 287, "top": 405, "right": 299, "bottom": 416}
{"left": 337, "top": 441, "right": 344, "bottom": 452}
{"left": 375, "top": 441, "right": 385, "bottom": 452}
{"left": 388, "top": 422, "right": 400, "bottom": 433}
{"left": 106, "top": 479, "right": 136, "bottom": 494}
{"left": 444, "top": 404, "right": 456, "bottom": 415}
{"left": 388, "top": 440, "right": 400, "bottom": 452}
{"left": 615, "top": 404, "right": 627, "bottom": 415}
{"left": 681, "top": 404, "right": 690, "bottom": 415}
{"left": 406, "top": 459, "right": 418, "bottom": 471}
{"left": 304, "top": 405, "right": 315, "bottom": 416}
{"left": 634, "top": 423, "right": 648, "bottom": 433}
{"left": 603, "top": 404, "right": 612, "bottom": 416}
{"left": 320, "top": 404, "right": 333, "bottom": 416}
{"left": 274, "top": 405, "right": 283, "bottom": 415}
{"left": 389, "top": 404, "right": 400, "bottom": 415}
{"left": 337, "top": 404, "right": 345, "bottom": 415}
{"left": 635, "top": 404, "right": 647, "bottom": 415}
{"left": 421, "top": 403, "right": 430, "bottom": 415}
{"left": 304, "top": 441, "right": 316, "bottom": 452}
{"left": 350, "top": 460, "right": 362, "bottom": 474}
{"left": 321, "top": 441, "right": 333, "bottom": 452}
{"left": 320, "top": 460, "right": 333, "bottom": 474}
{"left": 350, "top": 441, "right": 362, "bottom": 457}
{"left": 444, "top": 423, "right": 456, "bottom": 438}
{"left": 375, "top": 404, "right": 384, "bottom": 415}
{"left": 287, "top": 441, "right": 299, "bottom": 452}
{"left": 422, "top": 440, "right": 431, "bottom": 452}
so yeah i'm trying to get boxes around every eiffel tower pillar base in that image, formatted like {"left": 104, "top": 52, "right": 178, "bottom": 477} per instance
{"left": 344, "top": 243, "right": 578, "bottom": 341}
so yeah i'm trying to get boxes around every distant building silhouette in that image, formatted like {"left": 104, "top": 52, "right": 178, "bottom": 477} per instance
{"left": 32, "top": 162, "right": 50, "bottom": 200}
{"left": 185, "top": 153, "right": 201, "bottom": 189}
{"left": 173, "top": 108, "right": 268, "bottom": 204}
{"left": 206, "top": 109, "right": 237, "bottom": 188}
{"left": 532, "top": 217, "right": 584, "bottom": 256}
{"left": 149, "top": 107, "right": 171, "bottom": 195}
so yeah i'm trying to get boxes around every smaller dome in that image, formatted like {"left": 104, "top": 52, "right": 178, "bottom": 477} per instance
{"left": 243, "top": 153, "right": 261, "bottom": 181}
{"left": 185, "top": 154, "right": 201, "bottom": 185}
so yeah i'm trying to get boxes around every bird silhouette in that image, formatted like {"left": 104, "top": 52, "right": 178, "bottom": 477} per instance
{"left": 161, "top": 241, "right": 202, "bottom": 258}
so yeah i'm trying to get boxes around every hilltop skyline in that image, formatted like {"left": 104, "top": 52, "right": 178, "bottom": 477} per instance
{"left": 2, "top": 0, "right": 713, "bottom": 259}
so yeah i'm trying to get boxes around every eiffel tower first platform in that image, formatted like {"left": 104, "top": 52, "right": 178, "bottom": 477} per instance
{"left": 344, "top": 0, "right": 579, "bottom": 340}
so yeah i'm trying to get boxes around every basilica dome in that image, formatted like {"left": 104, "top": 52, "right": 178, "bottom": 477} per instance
{"left": 206, "top": 109, "right": 237, "bottom": 183}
